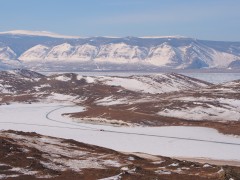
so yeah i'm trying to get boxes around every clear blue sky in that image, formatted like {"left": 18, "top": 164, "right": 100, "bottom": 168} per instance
{"left": 1, "top": 0, "right": 239, "bottom": 41}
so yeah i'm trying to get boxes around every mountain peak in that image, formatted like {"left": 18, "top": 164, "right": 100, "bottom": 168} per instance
{"left": 0, "top": 30, "right": 81, "bottom": 39}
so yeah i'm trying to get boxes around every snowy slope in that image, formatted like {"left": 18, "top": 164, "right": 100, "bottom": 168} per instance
{"left": 0, "top": 46, "right": 17, "bottom": 60}
{"left": 18, "top": 40, "right": 240, "bottom": 69}
{"left": 94, "top": 43, "right": 147, "bottom": 64}
{"left": 20, "top": 43, "right": 99, "bottom": 61}
{"left": 97, "top": 73, "right": 210, "bottom": 94}
{"left": 19, "top": 45, "right": 51, "bottom": 61}
{"left": 147, "top": 43, "right": 179, "bottom": 66}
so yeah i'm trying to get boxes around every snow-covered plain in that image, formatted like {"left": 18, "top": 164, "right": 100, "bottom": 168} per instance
{"left": 1, "top": 103, "right": 240, "bottom": 162}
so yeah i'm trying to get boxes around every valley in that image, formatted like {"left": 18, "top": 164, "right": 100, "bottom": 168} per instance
{"left": 0, "top": 69, "right": 240, "bottom": 179}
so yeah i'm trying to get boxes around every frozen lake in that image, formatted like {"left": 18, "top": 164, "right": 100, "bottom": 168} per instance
{"left": 1, "top": 103, "right": 240, "bottom": 162}
{"left": 41, "top": 71, "right": 240, "bottom": 84}
{"left": 182, "top": 73, "right": 240, "bottom": 84}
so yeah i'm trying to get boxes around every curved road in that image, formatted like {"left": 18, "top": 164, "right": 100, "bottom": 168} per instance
{"left": 45, "top": 105, "right": 240, "bottom": 146}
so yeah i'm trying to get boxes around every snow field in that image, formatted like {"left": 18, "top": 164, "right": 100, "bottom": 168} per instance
{"left": 1, "top": 103, "right": 240, "bottom": 162}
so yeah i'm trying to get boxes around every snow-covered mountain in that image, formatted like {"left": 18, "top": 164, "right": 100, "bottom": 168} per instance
{"left": 0, "top": 45, "right": 17, "bottom": 60}
{"left": 0, "top": 30, "right": 240, "bottom": 70}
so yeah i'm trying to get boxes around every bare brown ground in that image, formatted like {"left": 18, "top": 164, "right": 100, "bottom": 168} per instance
{"left": 3, "top": 130, "right": 239, "bottom": 180}
{"left": 69, "top": 104, "right": 240, "bottom": 136}
{"left": 175, "top": 157, "right": 240, "bottom": 167}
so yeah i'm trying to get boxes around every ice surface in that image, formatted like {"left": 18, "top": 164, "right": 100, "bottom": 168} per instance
{"left": 1, "top": 103, "right": 240, "bottom": 161}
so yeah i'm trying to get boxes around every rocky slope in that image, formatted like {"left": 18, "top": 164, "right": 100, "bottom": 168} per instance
{"left": 0, "top": 130, "right": 239, "bottom": 180}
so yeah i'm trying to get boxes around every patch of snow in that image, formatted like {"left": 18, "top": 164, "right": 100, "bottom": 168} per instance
{"left": 98, "top": 173, "right": 122, "bottom": 180}
{"left": 0, "top": 175, "right": 19, "bottom": 179}
{"left": 51, "top": 158, "right": 104, "bottom": 171}
{"left": 95, "top": 96, "right": 128, "bottom": 106}
{"left": 102, "top": 160, "right": 122, "bottom": 167}
{"left": 76, "top": 75, "right": 83, "bottom": 80}
{"left": 99, "top": 74, "right": 208, "bottom": 94}
{"left": 47, "top": 93, "right": 77, "bottom": 102}
{"left": 152, "top": 160, "right": 165, "bottom": 164}
{"left": 155, "top": 170, "right": 172, "bottom": 175}
{"left": 55, "top": 75, "right": 71, "bottom": 82}
{"left": 203, "top": 164, "right": 212, "bottom": 168}
{"left": 128, "top": 156, "right": 135, "bottom": 161}
{"left": 9, "top": 167, "right": 38, "bottom": 176}
{"left": 147, "top": 43, "right": 176, "bottom": 66}
{"left": 85, "top": 76, "right": 95, "bottom": 83}
{"left": 121, "top": 167, "right": 129, "bottom": 171}
{"left": 169, "top": 162, "right": 179, "bottom": 167}
{"left": 217, "top": 167, "right": 224, "bottom": 174}
{"left": 34, "top": 84, "right": 51, "bottom": 91}
{"left": 159, "top": 97, "right": 240, "bottom": 121}
{"left": 74, "top": 117, "right": 132, "bottom": 126}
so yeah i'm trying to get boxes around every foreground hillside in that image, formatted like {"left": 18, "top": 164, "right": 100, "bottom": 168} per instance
{"left": 0, "top": 130, "right": 239, "bottom": 180}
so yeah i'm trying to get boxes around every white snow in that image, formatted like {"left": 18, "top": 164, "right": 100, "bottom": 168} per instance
{"left": 98, "top": 74, "right": 208, "bottom": 94}
{"left": 46, "top": 43, "right": 74, "bottom": 60}
{"left": 47, "top": 93, "right": 77, "bottom": 102}
{"left": 2, "top": 32, "right": 239, "bottom": 68}
{"left": 147, "top": 43, "right": 176, "bottom": 66}
{"left": 71, "top": 44, "right": 98, "bottom": 61}
{"left": 19, "top": 45, "right": 50, "bottom": 61}
{"left": 203, "top": 164, "right": 211, "bottom": 168}
{"left": 55, "top": 75, "right": 71, "bottom": 82}
{"left": 94, "top": 43, "right": 146, "bottom": 64}
{"left": 98, "top": 173, "right": 122, "bottom": 180}
{"left": 1, "top": 103, "right": 240, "bottom": 162}
{"left": 155, "top": 170, "right": 172, "bottom": 175}
{"left": 0, "top": 84, "right": 15, "bottom": 94}
{"left": 95, "top": 96, "right": 128, "bottom": 106}
{"left": 73, "top": 117, "right": 132, "bottom": 126}
{"left": 101, "top": 76, "right": 153, "bottom": 93}
{"left": 0, "top": 130, "right": 126, "bottom": 175}
{"left": 0, "top": 46, "right": 17, "bottom": 60}
{"left": 169, "top": 163, "right": 179, "bottom": 167}
{"left": 85, "top": 76, "right": 95, "bottom": 83}
{"left": 34, "top": 84, "right": 51, "bottom": 91}
{"left": 159, "top": 97, "right": 240, "bottom": 121}
{"left": 0, "top": 30, "right": 80, "bottom": 39}
{"left": 0, "top": 174, "right": 19, "bottom": 179}
{"left": 76, "top": 75, "right": 83, "bottom": 80}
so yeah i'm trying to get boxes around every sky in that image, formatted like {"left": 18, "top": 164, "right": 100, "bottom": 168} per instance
{"left": 1, "top": 0, "right": 240, "bottom": 41}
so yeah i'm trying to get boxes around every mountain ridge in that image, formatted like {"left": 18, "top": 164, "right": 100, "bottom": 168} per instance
{"left": 0, "top": 30, "right": 240, "bottom": 71}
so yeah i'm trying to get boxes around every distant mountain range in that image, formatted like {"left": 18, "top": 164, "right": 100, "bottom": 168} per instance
{"left": 0, "top": 30, "right": 240, "bottom": 71}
